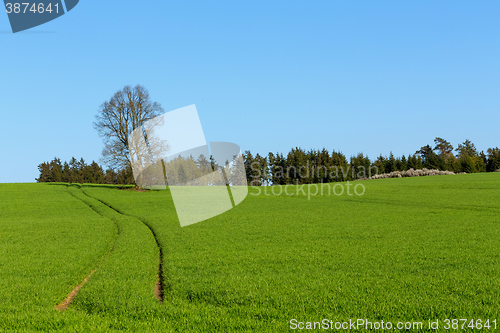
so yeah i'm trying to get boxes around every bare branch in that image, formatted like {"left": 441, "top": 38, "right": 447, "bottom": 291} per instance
{"left": 94, "top": 85, "right": 165, "bottom": 170}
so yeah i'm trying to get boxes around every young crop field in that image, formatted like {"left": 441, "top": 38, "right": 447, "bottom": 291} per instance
{"left": 0, "top": 173, "right": 499, "bottom": 332}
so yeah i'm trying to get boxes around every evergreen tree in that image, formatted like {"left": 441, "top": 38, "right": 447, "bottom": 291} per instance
{"left": 254, "top": 153, "right": 269, "bottom": 185}
{"left": 407, "top": 154, "right": 416, "bottom": 170}
{"left": 105, "top": 168, "right": 118, "bottom": 184}
{"left": 196, "top": 154, "right": 212, "bottom": 175}
{"left": 62, "top": 162, "right": 71, "bottom": 183}
{"left": 456, "top": 139, "right": 478, "bottom": 159}
{"left": 116, "top": 166, "right": 135, "bottom": 185}
{"left": 434, "top": 137, "right": 454, "bottom": 160}
{"left": 400, "top": 155, "right": 408, "bottom": 171}
{"left": 317, "top": 148, "right": 331, "bottom": 182}
{"left": 227, "top": 153, "right": 247, "bottom": 186}
{"left": 69, "top": 157, "right": 79, "bottom": 183}
{"left": 78, "top": 158, "right": 87, "bottom": 183}
{"left": 478, "top": 151, "right": 487, "bottom": 173}
{"left": 456, "top": 139, "right": 482, "bottom": 173}
{"left": 417, "top": 145, "right": 439, "bottom": 169}
{"left": 373, "top": 155, "right": 386, "bottom": 175}
{"left": 330, "top": 150, "right": 349, "bottom": 181}
{"left": 268, "top": 152, "right": 288, "bottom": 185}
{"left": 350, "top": 153, "right": 371, "bottom": 179}
{"left": 243, "top": 151, "right": 258, "bottom": 185}
{"left": 87, "top": 161, "right": 104, "bottom": 184}
{"left": 49, "top": 158, "right": 63, "bottom": 182}
{"left": 35, "top": 162, "right": 50, "bottom": 182}
{"left": 270, "top": 152, "right": 289, "bottom": 185}
{"left": 487, "top": 148, "right": 500, "bottom": 172}
{"left": 384, "top": 152, "right": 397, "bottom": 173}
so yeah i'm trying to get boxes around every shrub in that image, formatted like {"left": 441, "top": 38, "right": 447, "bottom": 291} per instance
{"left": 368, "top": 168, "right": 455, "bottom": 180}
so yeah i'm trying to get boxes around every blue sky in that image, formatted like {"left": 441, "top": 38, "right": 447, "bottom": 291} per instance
{"left": 1, "top": 1, "right": 499, "bottom": 183}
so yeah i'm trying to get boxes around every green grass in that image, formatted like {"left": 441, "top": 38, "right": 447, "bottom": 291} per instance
{"left": 0, "top": 173, "right": 499, "bottom": 331}
{"left": 0, "top": 183, "right": 116, "bottom": 331}
{"left": 65, "top": 185, "right": 160, "bottom": 317}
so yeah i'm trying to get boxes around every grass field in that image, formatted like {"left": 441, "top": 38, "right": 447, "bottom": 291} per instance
{"left": 0, "top": 173, "right": 499, "bottom": 332}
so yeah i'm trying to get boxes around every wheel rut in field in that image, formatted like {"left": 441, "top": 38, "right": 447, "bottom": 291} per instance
{"left": 58, "top": 186, "right": 120, "bottom": 311}
{"left": 80, "top": 188, "right": 165, "bottom": 302}
{"left": 55, "top": 268, "right": 97, "bottom": 312}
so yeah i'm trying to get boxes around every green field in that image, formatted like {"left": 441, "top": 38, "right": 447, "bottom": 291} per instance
{"left": 0, "top": 173, "right": 499, "bottom": 332}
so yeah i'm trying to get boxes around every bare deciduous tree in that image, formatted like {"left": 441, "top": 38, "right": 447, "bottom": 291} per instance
{"left": 94, "top": 85, "right": 165, "bottom": 170}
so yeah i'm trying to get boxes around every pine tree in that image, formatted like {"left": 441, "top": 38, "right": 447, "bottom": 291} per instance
{"left": 196, "top": 154, "right": 212, "bottom": 175}
{"left": 227, "top": 153, "right": 247, "bottom": 186}
{"left": 487, "top": 148, "right": 500, "bottom": 172}
{"left": 456, "top": 139, "right": 482, "bottom": 173}
{"left": 417, "top": 145, "right": 439, "bottom": 169}
{"left": 331, "top": 150, "right": 349, "bottom": 181}
{"left": 49, "top": 158, "right": 63, "bottom": 182}
{"left": 255, "top": 153, "right": 269, "bottom": 186}
{"left": 400, "top": 155, "right": 408, "bottom": 171}
{"left": 373, "top": 155, "right": 386, "bottom": 175}
{"left": 35, "top": 162, "right": 50, "bottom": 182}
{"left": 384, "top": 152, "right": 397, "bottom": 173}
{"left": 434, "top": 137, "right": 454, "bottom": 160}
{"left": 105, "top": 168, "right": 118, "bottom": 184}
{"left": 116, "top": 166, "right": 134, "bottom": 184}
{"left": 88, "top": 161, "right": 104, "bottom": 184}
{"left": 62, "top": 162, "right": 70, "bottom": 183}
{"left": 350, "top": 153, "right": 371, "bottom": 179}
{"left": 318, "top": 148, "right": 331, "bottom": 182}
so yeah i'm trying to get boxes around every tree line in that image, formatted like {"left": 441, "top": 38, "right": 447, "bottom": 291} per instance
{"left": 37, "top": 138, "right": 500, "bottom": 185}
{"left": 244, "top": 138, "right": 500, "bottom": 185}
{"left": 36, "top": 157, "right": 134, "bottom": 184}
{"left": 36, "top": 154, "right": 245, "bottom": 186}
{"left": 50, "top": 86, "right": 496, "bottom": 187}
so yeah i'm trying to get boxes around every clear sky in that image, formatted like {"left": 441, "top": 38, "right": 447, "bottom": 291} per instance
{"left": 1, "top": 1, "right": 499, "bottom": 183}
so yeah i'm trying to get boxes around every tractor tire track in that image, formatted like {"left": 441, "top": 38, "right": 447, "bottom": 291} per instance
{"left": 80, "top": 187, "right": 165, "bottom": 302}
{"left": 57, "top": 186, "right": 120, "bottom": 311}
